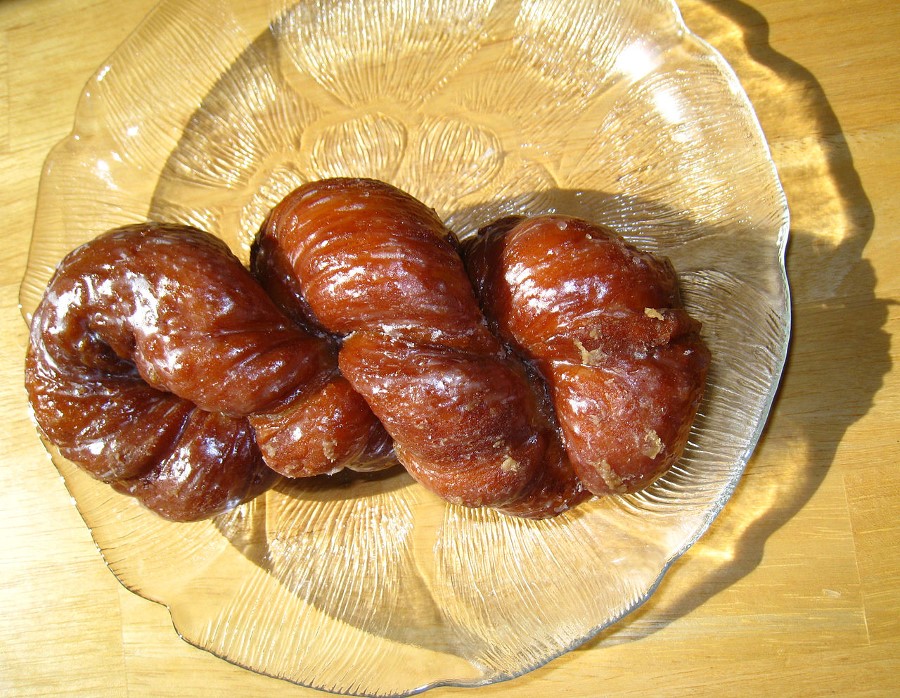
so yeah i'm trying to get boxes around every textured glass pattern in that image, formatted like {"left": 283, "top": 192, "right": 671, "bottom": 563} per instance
{"left": 20, "top": 0, "right": 790, "bottom": 694}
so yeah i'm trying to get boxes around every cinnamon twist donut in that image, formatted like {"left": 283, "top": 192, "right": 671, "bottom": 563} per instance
{"left": 25, "top": 223, "right": 389, "bottom": 521}
{"left": 464, "top": 215, "right": 710, "bottom": 495}
{"left": 252, "top": 178, "right": 588, "bottom": 517}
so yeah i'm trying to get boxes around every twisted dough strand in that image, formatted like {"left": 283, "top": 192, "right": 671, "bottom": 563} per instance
{"left": 464, "top": 215, "right": 710, "bottom": 495}
{"left": 26, "top": 181, "right": 708, "bottom": 521}
{"left": 25, "top": 223, "right": 389, "bottom": 520}
{"left": 253, "top": 178, "right": 587, "bottom": 517}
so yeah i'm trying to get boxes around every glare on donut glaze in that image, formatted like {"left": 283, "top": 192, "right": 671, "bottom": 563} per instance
{"left": 24, "top": 223, "right": 388, "bottom": 520}
{"left": 253, "top": 178, "right": 587, "bottom": 517}
{"left": 464, "top": 215, "right": 710, "bottom": 495}
{"left": 26, "top": 185, "right": 709, "bottom": 521}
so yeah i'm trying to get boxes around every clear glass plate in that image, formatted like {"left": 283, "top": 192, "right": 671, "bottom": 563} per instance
{"left": 20, "top": 0, "right": 790, "bottom": 695}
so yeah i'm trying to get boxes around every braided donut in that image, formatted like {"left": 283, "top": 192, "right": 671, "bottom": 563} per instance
{"left": 24, "top": 223, "right": 390, "bottom": 521}
{"left": 463, "top": 215, "right": 710, "bottom": 495}
{"left": 252, "top": 178, "right": 588, "bottom": 518}
{"left": 26, "top": 181, "right": 708, "bottom": 521}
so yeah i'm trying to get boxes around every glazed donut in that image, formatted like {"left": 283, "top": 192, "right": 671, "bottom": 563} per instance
{"left": 464, "top": 215, "right": 710, "bottom": 495}
{"left": 26, "top": 182, "right": 709, "bottom": 521}
{"left": 24, "top": 223, "right": 389, "bottom": 520}
{"left": 252, "top": 178, "right": 588, "bottom": 517}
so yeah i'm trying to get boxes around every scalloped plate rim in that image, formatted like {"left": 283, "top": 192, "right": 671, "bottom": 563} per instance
{"left": 19, "top": 0, "right": 792, "bottom": 695}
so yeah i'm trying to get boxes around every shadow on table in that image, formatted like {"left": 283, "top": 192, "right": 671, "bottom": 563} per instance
{"left": 580, "top": 0, "right": 891, "bottom": 650}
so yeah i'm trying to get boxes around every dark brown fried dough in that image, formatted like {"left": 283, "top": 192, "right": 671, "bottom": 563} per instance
{"left": 26, "top": 186, "right": 709, "bottom": 522}
{"left": 110, "top": 410, "right": 274, "bottom": 522}
{"left": 253, "top": 178, "right": 586, "bottom": 516}
{"left": 464, "top": 215, "right": 710, "bottom": 495}
{"left": 25, "top": 223, "right": 385, "bottom": 520}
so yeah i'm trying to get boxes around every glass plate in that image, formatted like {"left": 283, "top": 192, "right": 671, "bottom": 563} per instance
{"left": 20, "top": 0, "right": 790, "bottom": 694}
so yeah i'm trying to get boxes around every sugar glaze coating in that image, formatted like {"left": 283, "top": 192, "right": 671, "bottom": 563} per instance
{"left": 24, "top": 223, "right": 389, "bottom": 520}
{"left": 26, "top": 182, "right": 708, "bottom": 521}
{"left": 464, "top": 215, "right": 710, "bottom": 495}
{"left": 253, "top": 178, "right": 587, "bottom": 517}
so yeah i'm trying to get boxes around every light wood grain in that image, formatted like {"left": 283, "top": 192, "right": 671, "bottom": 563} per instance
{"left": 1, "top": 0, "right": 898, "bottom": 695}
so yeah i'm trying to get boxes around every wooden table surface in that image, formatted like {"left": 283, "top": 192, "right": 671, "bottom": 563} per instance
{"left": 2, "top": 0, "right": 898, "bottom": 695}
